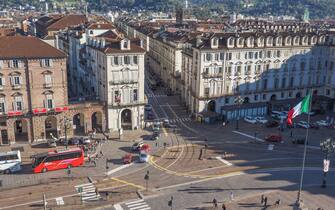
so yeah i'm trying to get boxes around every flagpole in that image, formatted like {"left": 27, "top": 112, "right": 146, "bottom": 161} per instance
{"left": 296, "top": 91, "right": 313, "bottom": 206}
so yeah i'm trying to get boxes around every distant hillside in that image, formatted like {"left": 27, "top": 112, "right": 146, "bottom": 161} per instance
{"left": 2, "top": 0, "right": 335, "bottom": 19}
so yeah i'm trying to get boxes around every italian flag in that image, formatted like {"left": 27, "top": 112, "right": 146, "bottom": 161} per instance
{"left": 287, "top": 94, "right": 311, "bottom": 125}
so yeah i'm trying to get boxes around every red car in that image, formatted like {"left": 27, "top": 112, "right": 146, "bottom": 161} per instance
{"left": 265, "top": 134, "right": 283, "bottom": 143}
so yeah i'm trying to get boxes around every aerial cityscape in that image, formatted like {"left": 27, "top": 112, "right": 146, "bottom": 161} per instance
{"left": 0, "top": 0, "right": 334, "bottom": 209}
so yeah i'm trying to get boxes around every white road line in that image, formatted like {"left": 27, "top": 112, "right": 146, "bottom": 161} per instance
{"left": 125, "top": 200, "right": 144, "bottom": 205}
{"left": 114, "top": 204, "right": 124, "bottom": 210}
{"left": 232, "top": 130, "right": 265, "bottom": 142}
{"left": 216, "top": 156, "right": 233, "bottom": 166}
{"left": 129, "top": 205, "right": 149, "bottom": 210}
{"left": 128, "top": 202, "right": 147, "bottom": 208}
{"left": 106, "top": 163, "right": 134, "bottom": 175}
{"left": 75, "top": 183, "right": 93, "bottom": 187}
{"left": 136, "top": 208, "right": 151, "bottom": 210}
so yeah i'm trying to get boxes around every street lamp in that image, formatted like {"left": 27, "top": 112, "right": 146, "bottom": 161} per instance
{"left": 234, "top": 96, "right": 244, "bottom": 130}
{"left": 320, "top": 138, "right": 335, "bottom": 188}
{"left": 61, "top": 117, "right": 72, "bottom": 149}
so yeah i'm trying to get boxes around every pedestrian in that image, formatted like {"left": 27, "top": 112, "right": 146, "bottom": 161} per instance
{"left": 105, "top": 191, "right": 109, "bottom": 200}
{"left": 290, "top": 130, "right": 293, "bottom": 137}
{"left": 230, "top": 191, "right": 234, "bottom": 201}
{"left": 93, "top": 159, "right": 97, "bottom": 167}
{"left": 100, "top": 150, "right": 104, "bottom": 157}
{"left": 221, "top": 203, "right": 226, "bottom": 210}
{"left": 224, "top": 152, "right": 227, "bottom": 159}
{"left": 264, "top": 197, "right": 268, "bottom": 207}
{"left": 88, "top": 155, "right": 91, "bottom": 163}
{"left": 274, "top": 199, "right": 281, "bottom": 206}
{"left": 261, "top": 194, "right": 265, "bottom": 204}
{"left": 95, "top": 187, "right": 99, "bottom": 196}
{"left": 212, "top": 198, "right": 218, "bottom": 208}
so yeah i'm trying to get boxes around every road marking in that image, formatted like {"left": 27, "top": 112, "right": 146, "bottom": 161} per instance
{"left": 166, "top": 103, "right": 199, "bottom": 134}
{"left": 75, "top": 182, "right": 100, "bottom": 202}
{"left": 125, "top": 199, "right": 151, "bottom": 210}
{"left": 125, "top": 199, "right": 144, "bottom": 205}
{"left": 106, "top": 163, "right": 134, "bottom": 176}
{"left": 233, "top": 130, "right": 265, "bottom": 142}
{"left": 114, "top": 204, "right": 124, "bottom": 210}
{"left": 111, "top": 177, "right": 146, "bottom": 190}
{"left": 216, "top": 156, "right": 233, "bottom": 166}
{"left": 55, "top": 197, "right": 64, "bottom": 205}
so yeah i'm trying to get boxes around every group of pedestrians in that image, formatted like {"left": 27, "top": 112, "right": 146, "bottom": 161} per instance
{"left": 261, "top": 194, "right": 281, "bottom": 208}
{"left": 212, "top": 192, "right": 234, "bottom": 209}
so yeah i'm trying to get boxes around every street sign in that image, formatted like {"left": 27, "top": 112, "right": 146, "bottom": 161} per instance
{"left": 323, "top": 159, "right": 330, "bottom": 172}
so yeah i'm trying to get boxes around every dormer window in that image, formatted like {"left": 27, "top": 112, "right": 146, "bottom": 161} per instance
{"left": 266, "top": 37, "right": 273, "bottom": 46}
{"left": 275, "top": 36, "right": 282, "bottom": 46}
{"left": 211, "top": 38, "right": 219, "bottom": 48}
{"left": 293, "top": 36, "right": 300, "bottom": 45}
{"left": 121, "top": 39, "right": 130, "bottom": 50}
{"left": 247, "top": 37, "right": 254, "bottom": 47}
{"left": 237, "top": 38, "right": 244, "bottom": 47}
{"left": 285, "top": 36, "right": 292, "bottom": 46}
{"left": 123, "top": 41, "right": 128, "bottom": 49}
{"left": 228, "top": 37, "right": 234, "bottom": 47}
{"left": 319, "top": 36, "right": 326, "bottom": 44}
{"left": 302, "top": 36, "right": 308, "bottom": 45}
{"left": 311, "top": 36, "right": 317, "bottom": 44}
{"left": 257, "top": 37, "right": 264, "bottom": 47}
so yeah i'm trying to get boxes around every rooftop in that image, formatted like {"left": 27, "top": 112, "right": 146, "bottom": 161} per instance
{"left": 0, "top": 36, "right": 66, "bottom": 59}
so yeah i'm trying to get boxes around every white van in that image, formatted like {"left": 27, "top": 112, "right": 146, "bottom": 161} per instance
{"left": 0, "top": 150, "right": 22, "bottom": 174}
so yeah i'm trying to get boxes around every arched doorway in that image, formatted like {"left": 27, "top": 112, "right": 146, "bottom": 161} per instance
{"left": 296, "top": 92, "right": 302, "bottom": 98}
{"left": 92, "top": 111, "right": 103, "bottom": 132}
{"left": 270, "top": 94, "right": 277, "bottom": 101}
{"left": 243, "top": 97, "right": 250, "bottom": 104}
{"left": 45, "top": 116, "right": 58, "bottom": 139}
{"left": 73, "top": 113, "right": 85, "bottom": 135}
{"left": 14, "top": 119, "right": 28, "bottom": 142}
{"left": 121, "top": 109, "right": 132, "bottom": 130}
{"left": 207, "top": 100, "right": 216, "bottom": 112}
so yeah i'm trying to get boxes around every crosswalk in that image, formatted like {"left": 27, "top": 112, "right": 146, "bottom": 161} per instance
{"left": 75, "top": 182, "right": 101, "bottom": 202}
{"left": 146, "top": 93, "right": 167, "bottom": 98}
{"left": 169, "top": 117, "right": 191, "bottom": 123}
{"left": 124, "top": 199, "right": 151, "bottom": 210}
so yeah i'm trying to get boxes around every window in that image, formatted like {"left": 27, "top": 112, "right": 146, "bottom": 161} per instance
{"left": 133, "top": 89, "right": 138, "bottom": 101}
{"left": 11, "top": 76, "right": 21, "bottom": 86}
{"left": 123, "top": 41, "right": 128, "bottom": 49}
{"left": 45, "top": 59, "right": 50, "bottom": 67}
{"left": 12, "top": 60, "right": 19, "bottom": 68}
{"left": 300, "top": 62, "right": 305, "bottom": 71}
{"left": 45, "top": 94, "right": 54, "bottom": 109}
{"left": 254, "top": 94, "right": 258, "bottom": 101}
{"left": 204, "top": 67, "right": 209, "bottom": 74}
{"left": 124, "top": 56, "right": 130, "bottom": 65}
{"left": 248, "top": 52, "right": 253, "bottom": 59}
{"left": 220, "top": 53, "right": 224, "bottom": 60}
{"left": 214, "top": 54, "right": 219, "bottom": 61}
{"left": 254, "top": 52, "right": 258, "bottom": 59}
{"left": 289, "top": 77, "right": 294, "bottom": 87}
{"left": 281, "top": 92, "right": 285, "bottom": 98}
{"left": 281, "top": 78, "right": 286, "bottom": 88}
{"left": 226, "top": 53, "right": 232, "bottom": 61}
{"left": 14, "top": 96, "right": 23, "bottom": 111}
{"left": 326, "top": 89, "right": 330, "bottom": 96}
{"left": 255, "top": 65, "right": 261, "bottom": 74}
{"left": 0, "top": 97, "right": 5, "bottom": 113}
{"left": 263, "top": 79, "right": 268, "bottom": 90}
{"left": 206, "top": 53, "right": 212, "bottom": 61}
{"left": 267, "top": 51, "right": 271, "bottom": 58}
{"left": 44, "top": 74, "right": 52, "bottom": 86}
{"left": 259, "top": 51, "right": 263, "bottom": 59}
{"left": 274, "top": 78, "right": 279, "bottom": 89}
{"left": 276, "top": 50, "right": 281, "bottom": 58}
{"left": 204, "top": 87, "right": 210, "bottom": 95}
{"left": 262, "top": 94, "right": 267, "bottom": 100}
{"left": 114, "top": 57, "right": 119, "bottom": 65}
{"left": 225, "top": 97, "right": 229, "bottom": 104}
{"left": 0, "top": 77, "right": 4, "bottom": 87}
{"left": 114, "top": 90, "right": 121, "bottom": 103}
{"left": 133, "top": 56, "right": 138, "bottom": 64}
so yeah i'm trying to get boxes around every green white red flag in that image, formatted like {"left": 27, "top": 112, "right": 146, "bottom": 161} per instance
{"left": 287, "top": 94, "right": 311, "bottom": 125}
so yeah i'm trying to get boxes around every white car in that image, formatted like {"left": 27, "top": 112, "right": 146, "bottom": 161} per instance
{"left": 244, "top": 116, "right": 257, "bottom": 124}
{"left": 316, "top": 120, "right": 329, "bottom": 127}
{"left": 255, "top": 116, "right": 268, "bottom": 124}
{"left": 297, "top": 121, "right": 310, "bottom": 129}
{"left": 139, "top": 153, "right": 149, "bottom": 163}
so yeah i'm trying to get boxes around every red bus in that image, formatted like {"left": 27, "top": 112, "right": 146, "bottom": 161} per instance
{"left": 31, "top": 148, "right": 84, "bottom": 173}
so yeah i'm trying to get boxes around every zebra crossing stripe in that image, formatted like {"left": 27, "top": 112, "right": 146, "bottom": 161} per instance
{"left": 125, "top": 199, "right": 151, "bottom": 210}
{"left": 75, "top": 183, "right": 101, "bottom": 202}
{"left": 125, "top": 200, "right": 144, "bottom": 205}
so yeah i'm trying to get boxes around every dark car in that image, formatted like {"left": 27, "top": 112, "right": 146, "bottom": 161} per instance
{"left": 68, "top": 137, "right": 80, "bottom": 145}
{"left": 151, "top": 132, "right": 159, "bottom": 140}
{"left": 147, "top": 111, "right": 155, "bottom": 120}
{"left": 309, "top": 123, "right": 319, "bottom": 129}
{"left": 265, "top": 134, "right": 283, "bottom": 143}
{"left": 292, "top": 138, "right": 307, "bottom": 145}
{"left": 266, "top": 121, "right": 279, "bottom": 128}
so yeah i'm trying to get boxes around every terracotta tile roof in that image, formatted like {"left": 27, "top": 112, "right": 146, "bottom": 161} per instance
{"left": 0, "top": 36, "right": 66, "bottom": 59}
{"left": 87, "top": 23, "right": 115, "bottom": 30}
{"left": 47, "top": 15, "right": 87, "bottom": 31}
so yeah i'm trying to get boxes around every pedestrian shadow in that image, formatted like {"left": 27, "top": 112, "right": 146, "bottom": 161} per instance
{"left": 238, "top": 202, "right": 261, "bottom": 208}
{"left": 118, "top": 146, "right": 133, "bottom": 153}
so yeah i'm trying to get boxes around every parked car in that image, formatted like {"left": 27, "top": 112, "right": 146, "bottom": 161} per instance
{"left": 47, "top": 139, "right": 57, "bottom": 148}
{"left": 309, "top": 123, "right": 319, "bottom": 129}
{"left": 147, "top": 111, "right": 155, "bottom": 120}
{"left": 316, "top": 120, "right": 329, "bottom": 127}
{"left": 144, "top": 104, "right": 153, "bottom": 112}
{"left": 244, "top": 116, "right": 257, "bottom": 124}
{"left": 265, "top": 134, "right": 283, "bottom": 143}
{"left": 292, "top": 138, "right": 307, "bottom": 145}
{"left": 255, "top": 116, "right": 268, "bottom": 124}
{"left": 132, "top": 142, "right": 144, "bottom": 151}
{"left": 123, "top": 153, "right": 133, "bottom": 164}
{"left": 297, "top": 121, "right": 310, "bottom": 129}
{"left": 151, "top": 131, "right": 159, "bottom": 140}
{"left": 153, "top": 121, "right": 160, "bottom": 132}
{"left": 266, "top": 120, "right": 279, "bottom": 128}
{"left": 139, "top": 153, "right": 150, "bottom": 163}
{"left": 68, "top": 137, "right": 80, "bottom": 145}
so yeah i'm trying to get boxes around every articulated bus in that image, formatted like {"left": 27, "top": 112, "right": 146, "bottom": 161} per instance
{"left": 31, "top": 148, "right": 84, "bottom": 173}
{"left": 0, "top": 150, "right": 22, "bottom": 174}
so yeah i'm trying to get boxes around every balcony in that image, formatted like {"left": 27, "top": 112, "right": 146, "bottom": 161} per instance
{"left": 43, "top": 83, "right": 52, "bottom": 88}
{"left": 12, "top": 85, "right": 21, "bottom": 90}
{"left": 109, "top": 80, "right": 138, "bottom": 85}
{"left": 203, "top": 73, "right": 223, "bottom": 79}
